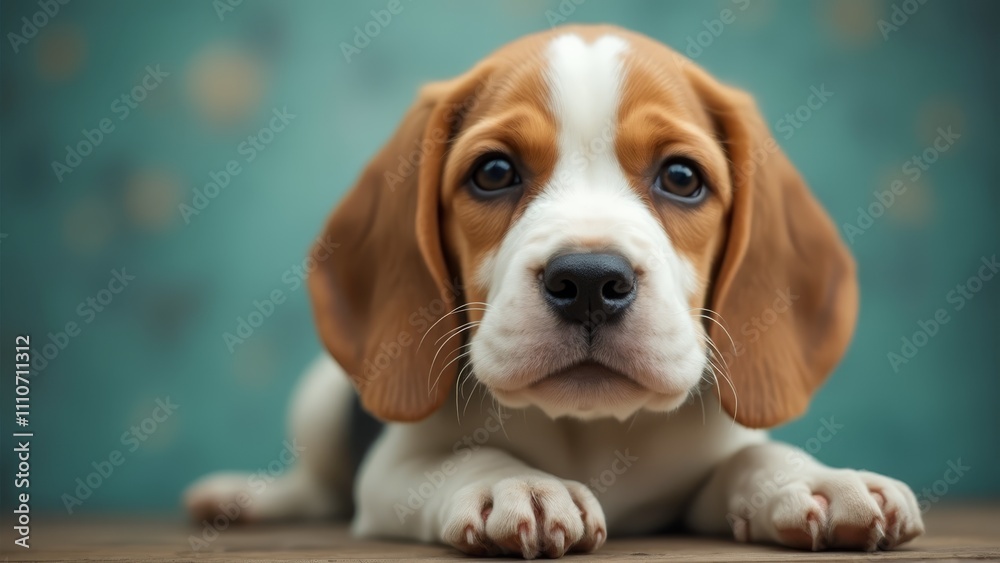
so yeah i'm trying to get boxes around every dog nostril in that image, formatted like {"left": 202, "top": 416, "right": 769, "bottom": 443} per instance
{"left": 547, "top": 279, "right": 578, "bottom": 300}
{"left": 602, "top": 279, "right": 633, "bottom": 300}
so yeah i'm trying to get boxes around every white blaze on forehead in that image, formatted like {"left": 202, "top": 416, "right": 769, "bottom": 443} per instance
{"left": 546, "top": 34, "right": 628, "bottom": 156}
{"left": 541, "top": 33, "right": 642, "bottom": 225}
{"left": 544, "top": 34, "right": 632, "bottom": 206}
{"left": 537, "top": 33, "right": 638, "bottom": 232}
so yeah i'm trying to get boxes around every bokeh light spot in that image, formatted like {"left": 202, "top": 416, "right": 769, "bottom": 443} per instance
{"left": 37, "top": 24, "right": 87, "bottom": 81}
{"left": 187, "top": 43, "right": 266, "bottom": 126}
{"left": 124, "top": 168, "right": 182, "bottom": 231}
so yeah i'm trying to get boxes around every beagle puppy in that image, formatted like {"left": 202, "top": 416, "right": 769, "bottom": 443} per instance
{"left": 186, "top": 25, "right": 924, "bottom": 557}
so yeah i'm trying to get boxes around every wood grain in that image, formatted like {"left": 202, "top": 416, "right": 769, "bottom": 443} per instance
{"left": 3, "top": 503, "right": 998, "bottom": 562}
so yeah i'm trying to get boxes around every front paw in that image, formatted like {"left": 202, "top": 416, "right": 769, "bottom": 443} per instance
{"left": 441, "top": 476, "right": 606, "bottom": 559}
{"left": 729, "top": 469, "right": 924, "bottom": 551}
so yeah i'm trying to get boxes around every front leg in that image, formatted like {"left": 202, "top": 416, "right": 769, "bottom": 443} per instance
{"left": 687, "top": 442, "right": 924, "bottom": 551}
{"left": 354, "top": 437, "right": 606, "bottom": 558}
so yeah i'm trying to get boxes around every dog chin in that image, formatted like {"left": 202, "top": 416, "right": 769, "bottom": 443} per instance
{"left": 488, "top": 362, "right": 691, "bottom": 421}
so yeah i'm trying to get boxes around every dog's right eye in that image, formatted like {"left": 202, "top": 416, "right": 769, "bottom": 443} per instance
{"left": 470, "top": 154, "right": 521, "bottom": 194}
{"left": 653, "top": 158, "right": 707, "bottom": 204}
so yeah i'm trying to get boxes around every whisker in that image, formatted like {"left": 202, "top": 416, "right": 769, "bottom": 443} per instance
{"left": 462, "top": 301, "right": 496, "bottom": 309}
{"left": 659, "top": 308, "right": 738, "bottom": 387}
{"left": 705, "top": 353, "right": 728, "bottom": 396}
{"left": 663, "top": 306, "right": 737, "bottom": 358}
{"left": 700, "top": 362, "right": 722, "bottom": 415}
{"left": 706, "top": 353, "right": 739, "bottom": 426}
{"left": 693, "top": 316, "right": 738, "bottom": 423}
{"left": 691, "top": 313, "right": 737, "bottom": 375}
{"left": 627, "top": 409, "right": 641, "bottom": 432}
{"left": 427, "top": 325, "right": 480, "bottom": 394}
{"left": 494, "top": 399, "right": 509, "bottom": 440}
{"left": 699, "top": 328, "right": 733, "bottom": 384}
{"left": 692, "top": 308, "right": 738, "bottom": 359}
{"left": 479, "top": 378, "right": 492, "bottom": 411}
{"left": 416, "top": 303, "right": 493, "bottom": 352}
{"left": 460, "top": 361, "right": 479, "bottom": 406}
{"left": 463, "top": 374, "right": 481, "bottom": 418}
{"left": 436, "top": 347, "right": 473, "bottom": 395}
{"left": 695, "top": 383, "right": 706, "bottom": 425}
{"left": 455, "top": 359, "right": 475, "bottom": 424}
{"left": 435, "top": 319, "right": 485, "bottom": 346}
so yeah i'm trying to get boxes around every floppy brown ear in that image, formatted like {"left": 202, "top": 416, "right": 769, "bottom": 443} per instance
{"left": 307, "top": 73, "right": 484, "bottom": 422}
{"left": 687, "top": 66, "right": 859, "bottom": 429}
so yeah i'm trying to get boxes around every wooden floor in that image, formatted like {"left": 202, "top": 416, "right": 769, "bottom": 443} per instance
{"left": 3, "top": 504, "right": 999, "bottom": 562}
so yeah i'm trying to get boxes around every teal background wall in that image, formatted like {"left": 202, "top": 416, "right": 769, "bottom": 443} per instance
{"left": 1, "top": 0, "right": 997, "bottom": 513}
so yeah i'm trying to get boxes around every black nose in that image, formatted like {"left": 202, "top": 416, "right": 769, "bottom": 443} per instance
{"left": 542, "top": 253, "right": 637, "bottom": 327}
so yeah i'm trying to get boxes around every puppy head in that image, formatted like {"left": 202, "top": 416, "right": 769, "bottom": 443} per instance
{"left": 309, "top": 25, "right": 857, "bottom": 427}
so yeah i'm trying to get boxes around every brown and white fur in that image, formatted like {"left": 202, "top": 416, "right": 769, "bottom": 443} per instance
{"left": 185, "top": 26, "right": 924, "bottom": 557}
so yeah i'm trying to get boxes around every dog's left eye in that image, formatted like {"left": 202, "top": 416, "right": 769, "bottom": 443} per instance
{"left": 470, "top": 155, "right": 521, "bottom": 194}
{"left": 654, "top": 159, "right": 707, "bottom": 203}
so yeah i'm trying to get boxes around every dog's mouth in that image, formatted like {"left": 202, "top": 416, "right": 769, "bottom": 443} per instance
{"left": 535, "top": 360, "right": 632, "bottom": 385}
{"left": 523, "top": 360, "right": 648, "bottom": 412}
{"left": 483, "top": 357, "right": 696, "bottom": 418}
